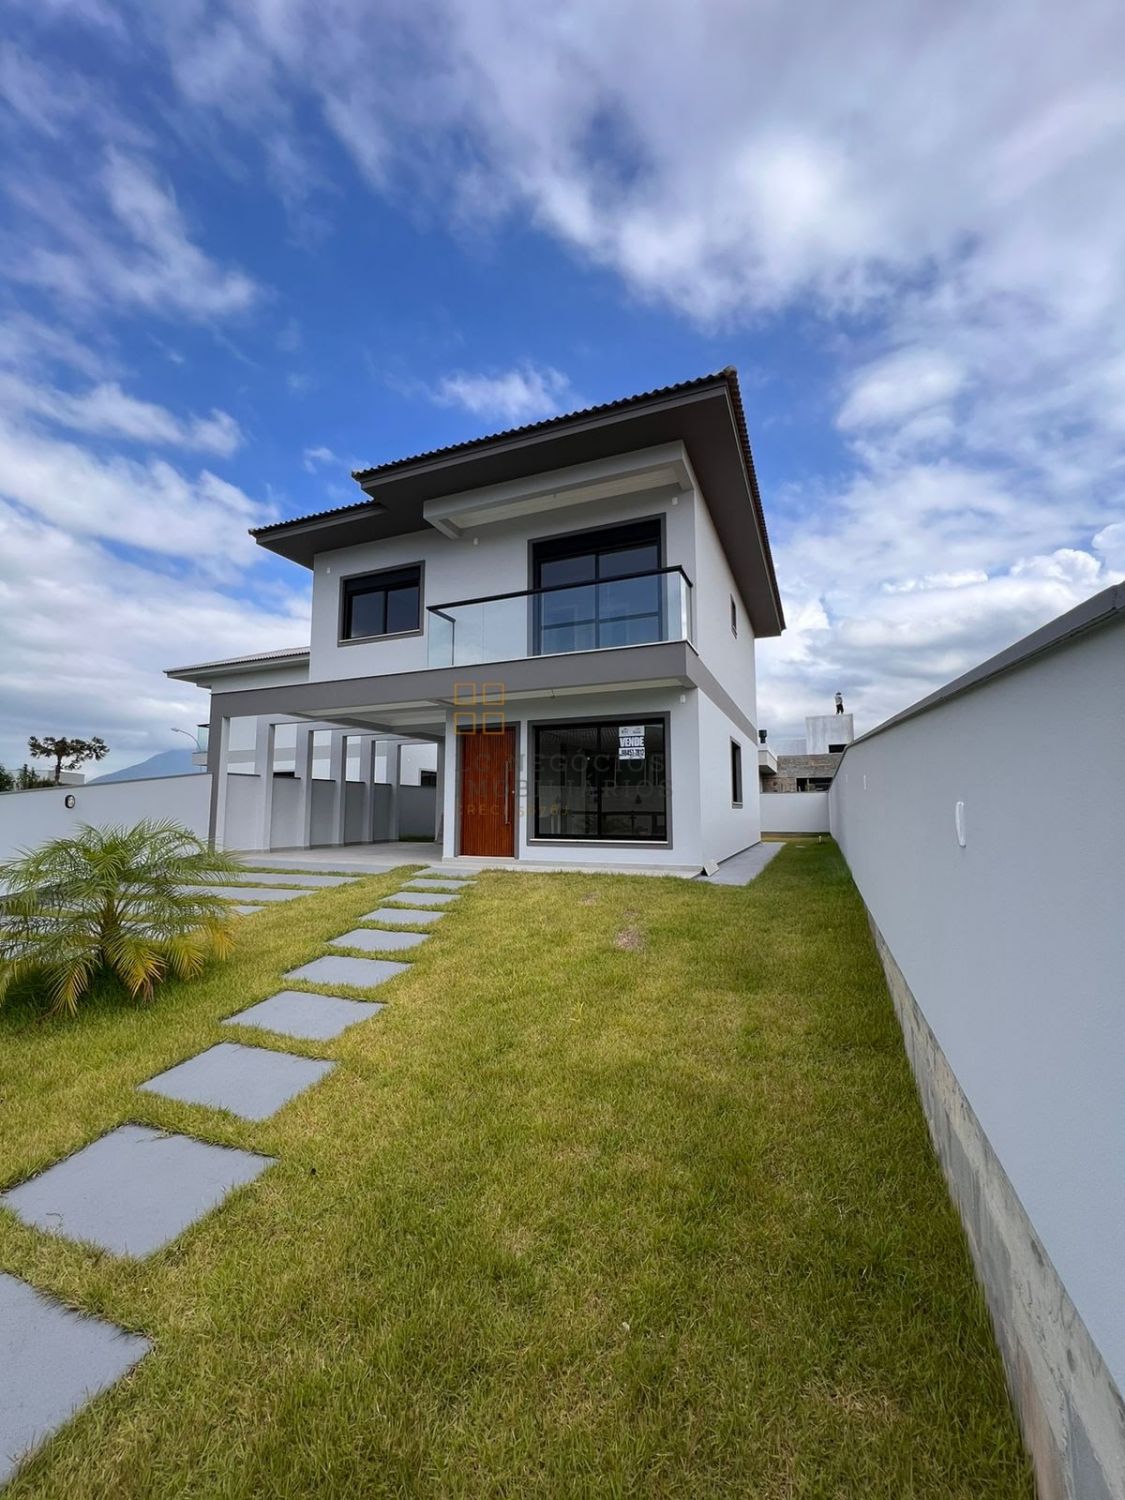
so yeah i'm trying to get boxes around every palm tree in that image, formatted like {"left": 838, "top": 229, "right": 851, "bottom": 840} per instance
{"left": 0, "top": 820, "right": 243, "bottom": 1017}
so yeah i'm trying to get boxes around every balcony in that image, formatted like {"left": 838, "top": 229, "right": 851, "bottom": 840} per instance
{"left": 427, "top": 567, "right": 693, "bottom": 669}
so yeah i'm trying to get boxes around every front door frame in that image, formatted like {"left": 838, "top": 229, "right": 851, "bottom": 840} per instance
{"left": 457, "top": 724, "right": 518, "bottom": 857}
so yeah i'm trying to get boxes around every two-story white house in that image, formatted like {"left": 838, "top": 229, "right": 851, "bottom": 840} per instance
{"left": 167, "top": 369, "right": 785, "bottom": 873}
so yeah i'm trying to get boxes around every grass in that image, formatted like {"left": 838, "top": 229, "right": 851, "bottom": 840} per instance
{"left": 0, "top": 846, "right": 1031, "bottom": 1497}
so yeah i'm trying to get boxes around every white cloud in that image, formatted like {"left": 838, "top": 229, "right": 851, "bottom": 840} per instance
{"left": 432, "top": 364, "right": 572, "bottom": 423}
{"left": 7, "top": 0, "right": 1125, "bottom": 742}
{"left": 0, "top": 502, "right": 309, "bottom": 773}
{"left": 1093, "top": 521, "right": 1125, "bottom": 573}
{"left": 6, "top": 149, "right": 260, "bottom": 320}
{"left": 756, "top": 461, "right": 1122, "bottom": 736}
{"left": 302, "top": 444, "right": 338, "bottom": 471}
{"left": 837, "top": 350, "right": 967, "bottom": 432}
{"left": 0, "top": 410, "right": 268, "bottom": 564}
{"left": 0, "top": 374, "right": 242, "bottom": 454}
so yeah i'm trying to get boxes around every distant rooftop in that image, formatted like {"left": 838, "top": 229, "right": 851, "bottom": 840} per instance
{"left": 166, "top": 648, "right": 309, "bottom": 681}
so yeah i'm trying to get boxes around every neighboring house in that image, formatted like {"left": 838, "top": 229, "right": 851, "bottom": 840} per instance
{"left": 167, "top": 368, "right": 785, "bottom": 870}
{"left": 760, "top": 709, "right": 854, "bottom": 792}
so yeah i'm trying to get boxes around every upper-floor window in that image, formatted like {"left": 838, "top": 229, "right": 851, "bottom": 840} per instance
{"left": 531, "top": 519, "right": 663, "bottom": 655}
{"left": 341, "top": 564, "right": 422, "bottom": 641}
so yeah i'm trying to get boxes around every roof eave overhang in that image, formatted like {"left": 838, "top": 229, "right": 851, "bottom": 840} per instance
{"left": 252, "top": 378, "right": 785, "bottom": 637}
{"left": 165, "top": 654, "right": 311, "bottom": 687}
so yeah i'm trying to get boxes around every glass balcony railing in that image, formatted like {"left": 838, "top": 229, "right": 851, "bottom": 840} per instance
{"left": 427, "top": 566, "right": 693, "bottom": 669}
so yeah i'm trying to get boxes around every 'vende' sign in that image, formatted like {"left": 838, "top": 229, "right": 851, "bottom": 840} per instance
{"left": 618, "top": 725, "right": 646, "bottom": 761}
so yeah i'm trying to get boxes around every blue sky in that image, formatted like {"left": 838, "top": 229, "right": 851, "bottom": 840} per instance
{"left": 1, "top": 0, "right": 1122, "bottom": 771}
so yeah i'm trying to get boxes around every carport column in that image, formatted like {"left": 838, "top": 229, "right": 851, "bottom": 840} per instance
{"left": 356, "top": 734, "right": 376, "bottom": 841}
{"left": 208, "top": 713, "right": 231, "bottom": 850}
{"left": 253, "top": 718, "right": 276, "bottom": 852}
{"left": 441, "top": 713, "right": 458, "bottom": 859}
{"left": 386, "top": 740, "right": 403, "bottom": 842}
{"left": 434, "top": 738, "right": 445, "bottom": 843}
{"left": 328, "top": 730, "right": 347, "bottom": 846}
{"left": 295, "top": 725, "right": 315, "bottom": 848}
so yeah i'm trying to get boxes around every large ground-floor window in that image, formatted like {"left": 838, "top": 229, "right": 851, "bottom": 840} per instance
{"left": 533, "top": 718, "right": 668, "bottom": 841}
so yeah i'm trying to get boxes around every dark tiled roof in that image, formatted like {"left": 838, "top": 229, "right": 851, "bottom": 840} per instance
{"left": 250, "top": 367, "right": 759, "bottom": 535}
{"left": 248, "top": 367, "right": 782, "bottom": 629}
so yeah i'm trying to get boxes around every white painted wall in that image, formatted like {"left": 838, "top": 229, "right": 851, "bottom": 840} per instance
{"left": 0, "top": 774, "right": 211, "bottom": 860}
{"left": 760, "top": 790, "right": 831, "bottom": 834}
{"left": 690, "top": 484, "right": 757, "bottom": 716}
{"left": 806, "top": 712, "right": 853, "bottom": 753}
{"left": 697, "top": 690, "right": 761, "bottom": 860}
{"left": 308, "top": 779, "right": 336, "bottom": 847}
{"left": 399, "top": 784, "right": 437, "bottom": 839}
{"left": 223, "top": 774, "right": 261, "bottom": 851}
{"left": 395, "top": 743, "right": 438, "bottom": 785}
{"left": 308, "top": 483, "right": 697, "bottom": 682}
{"left": 829, "top": 617, "right": 1125, "bottom": 1391}
{"left": 439, "top": 686, "right": 703, "bottom": 868}
{"left": 269, "top": 776, "right": 304, "bottom": 848}
{"left": 343, "top": 781, "right": 368, "bottom": 843}
{"left": 371, "top": 782, "right": 393, "bottom": 841}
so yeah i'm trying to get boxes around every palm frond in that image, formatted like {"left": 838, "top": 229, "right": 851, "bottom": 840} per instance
{"left": 0, "top": 820, "right": 239, "bottom": 1015}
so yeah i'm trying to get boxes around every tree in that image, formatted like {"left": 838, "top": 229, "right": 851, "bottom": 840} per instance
{"left": 0, "top": 764, "right": 13, "bottom": 792}
{"left": 0, "top": 820, "right": 242, "bottom": 1017}
{"left": 27, "top": 735, "right": 109, "bottom": 784}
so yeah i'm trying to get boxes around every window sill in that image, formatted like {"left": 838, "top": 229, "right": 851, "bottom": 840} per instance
{"left": 528, "top": 838, "right": 671, "bottom": 849}
{"left": 337, "top": 627, "right": 425, "bottom": 646}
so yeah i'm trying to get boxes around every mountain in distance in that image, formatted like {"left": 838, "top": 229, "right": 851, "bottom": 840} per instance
{"left": 89, "top": 748, "right": 203, "bottom": 783}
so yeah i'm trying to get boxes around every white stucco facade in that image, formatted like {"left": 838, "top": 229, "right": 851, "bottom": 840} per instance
{"left": 166, "top": 376, "right": 783, "bottom": 871}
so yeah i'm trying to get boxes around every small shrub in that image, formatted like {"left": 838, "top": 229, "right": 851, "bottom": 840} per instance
{"left": 0, "top": 820, "right": 243, "bottom": 1017}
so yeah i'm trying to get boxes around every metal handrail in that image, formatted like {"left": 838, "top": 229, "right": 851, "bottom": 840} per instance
{"left": 426, "top": 564, "right": 693, "bottom": 616}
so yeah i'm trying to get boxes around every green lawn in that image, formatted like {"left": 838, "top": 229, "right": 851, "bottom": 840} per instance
{"left": 0, "top": 845, "right": 1031, "bottom": 1497}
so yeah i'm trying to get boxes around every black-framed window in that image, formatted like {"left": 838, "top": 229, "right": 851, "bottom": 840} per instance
{"left": 730, "top": 596, "right": 738, "bottom": 637}
{"left": 731, "top": 740, "right": 743, "bottom": 807}
{"left": 531, "top": 520, "right": 662, "bottom": 655}
{"left": 534, "top": 718, "right": 667, "bottom": 841}
{"left": 341, "top": 565, "right": 421, "bottom": 640}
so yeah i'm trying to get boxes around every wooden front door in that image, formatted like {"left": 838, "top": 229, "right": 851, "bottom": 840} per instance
{"left": 459, "top": 727, "right": 517, "bottom": 856}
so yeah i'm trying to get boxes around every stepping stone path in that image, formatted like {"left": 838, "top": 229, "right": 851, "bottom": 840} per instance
{"left": 285, "top": 954, "right": 412, "bottom": 989}
{"left": 182, "top": 868, "right": 358, "bottom": 919}
{"left": 224, "top": 991, "right": 384, "bottom": 1042}
{"left": 362, "top": 906, "right": 446, "bottom": 927}
{"left": 2, "top": 1125, "right": 274, "bottom": 1259}
{"left": 0, "top": 863, "right": 472, "bottom": 1482}
{"left": 139, "top": 1042, "right": 334, "bottom": 1122}
{"left": 0, "top": 1273, "right": 150, "bottom": 1488}
{"left": 181, "top": 885, "right": 309, "bottom": 903}
{"left": 330, "top": 927, "right": 430, "bottom": 953}
{"left": 417, "top": 869, "right": 475, "bottom": 880}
